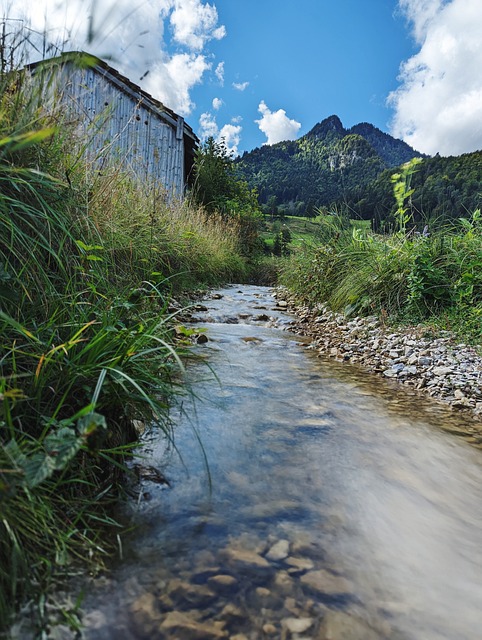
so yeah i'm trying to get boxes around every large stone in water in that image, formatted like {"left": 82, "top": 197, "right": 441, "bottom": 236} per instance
{"left": 285, "top": 556, "right": 315, "bottom": 573}
{"left": 160, "top": 611, "right": 228, "bottom": 639}
{"left": 300, "top": 569, "right": 352, "bottom": 596}
{"left": 167, "top": 578, "right": 216, "bottom": 608}
{"left": 266, "top": 539, "right": 290, "bottom": 561}
{"left": 321, "top": 609, "right": 385, "bottom": 640}
{"left": 281, "top": 616, "right": 314, "bottom": 634}
{"left": 222, "top": 547, "right": 270, "bottom": 569}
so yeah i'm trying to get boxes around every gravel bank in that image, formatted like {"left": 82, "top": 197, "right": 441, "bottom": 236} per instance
{"left": 276, "top": 290, "right": 482, "bottom": 427}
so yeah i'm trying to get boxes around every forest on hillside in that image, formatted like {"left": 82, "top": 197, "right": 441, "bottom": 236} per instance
{"left": 236, "top": 116, "right": 481, "bottom": 226}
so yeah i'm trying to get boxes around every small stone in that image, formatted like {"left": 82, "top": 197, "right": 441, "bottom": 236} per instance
{"left": 285, "top": 556, "right": 314, "bottom": 572}
{"left": 219, "top": 603, "right": 244, "bottom": 622}
{"left": 281, "top": 617, "right": 313, "bottom": 634}
{"left": 433, "top": 366, "right": 453, "bottom": 376}
{"left": 383, "top": 369, "right": 399, "bottom": 378}
{"left": 262, "top": 623, "right": 277, "bottom": 635}
{"left": 222, "top": 547, "right": 270, "bottom": 569}
{"left": 266, "top": 539, "right": 290, "bottom": 561}
{"left": 160, "top": 611, "right": 227, "bottom": 639}
{"left": 196, "top": 333, "right": 209, "bottom": 344}
{"left": 208, "top": 574, "right": 237, "bottom": 588}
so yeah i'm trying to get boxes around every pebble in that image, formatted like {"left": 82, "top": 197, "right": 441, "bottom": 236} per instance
{"left": 281, "top": 288, "right": 482, "bottom": 424}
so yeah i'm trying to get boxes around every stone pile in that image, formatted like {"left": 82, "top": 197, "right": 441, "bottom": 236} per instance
{"left": 275, "top": 290, "right": 482, "bottom": 423}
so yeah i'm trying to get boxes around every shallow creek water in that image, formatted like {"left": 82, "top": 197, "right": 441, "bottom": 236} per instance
{"left": 82, "top": 286, "right": 482, "bottom": 640}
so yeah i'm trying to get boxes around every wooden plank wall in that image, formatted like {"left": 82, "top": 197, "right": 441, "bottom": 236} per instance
{"left": 57, "top": 63, "right": 186, "bottom": 197}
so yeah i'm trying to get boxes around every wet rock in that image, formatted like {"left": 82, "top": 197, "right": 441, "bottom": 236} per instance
{"left": 130, "top": 592, "right": 162, "bottom": 635}
{"left": 208, "top": 574, "right": 238, "bottom": 589}
{"left": 196, "top": 334, "right": 209, "bottom": 344}
{"left": 320, "top": 609, "right": 383, "bottom": 640}
{"left": 218, "top": 603, "right": 245, "bottom": 623}
{"left": 300, "top": 569, "right": 352, "bottom": 596}
{"left": 167, "top": 578, "right": 216, "bottom": 608}
{"left": 262, "top": 622, "right": 278, "bottom": 635}
{"left": 266, "top": 539, "right": 290, "bottom": 561}
{"left": 274, "top": 570, "right": 295, "bottom": 594}
{"left": 285, "top": 556, "right": 314, "bottom": 573}
{"left": 211, "top": 293, "right": 223, "bottom": 299}
{"left": 221, "top": 547, "right": 271, "bottom": 569}
{"left": 281, "top": 616, "right": 314, "bottom": 634}
{"left": 255, "top": 313, "right": 271, "bottom": 322}
{"left": 160, "top": 611, "right": 228, "bottom": 639}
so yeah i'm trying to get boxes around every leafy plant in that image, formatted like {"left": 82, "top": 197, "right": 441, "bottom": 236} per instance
{"left": 390, "top": 157, "right": 423, "bottom": 234}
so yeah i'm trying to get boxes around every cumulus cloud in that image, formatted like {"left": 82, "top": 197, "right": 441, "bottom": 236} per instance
{"left": 212, "top": 97, "right": 223, "bottom": 110}
{"left": 2, "top": 0, "right": 226, "bottom": 116}
{"left": 168, "top": 0, "right": 226, "bottom": 50}
{"left": 233, "top": 81, "right": 249, "bottom": 91}
{"left": 198, "top": 112, "right": 242, "bottom": 156}
{"left": 199, "top": 112, "right": 219, "bottom": 138}
{"left": 389, "top": 0, "right": 482, "bottom": 155}
{"left": 215, "top": 61, "right": 225, "bottom": 85}
{"left": 255, "top": 100, "right": 301, "bottom": 145}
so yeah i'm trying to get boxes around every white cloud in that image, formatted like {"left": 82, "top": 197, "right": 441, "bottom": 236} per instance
{"left": 215, "top": 61, "right": 225, "bottom": 85}
{"left": 389, "top": 0, "right": 482, "bottom": 155}
{"left": 255, "top": 100, "right": 301, "bottom": 145}
{"left": 218, "top": 123, "right": 242, "bottom": 157}
{"left": 212, "top": 97, "right": 223, "bottom": 110}
{"left": 199, "top": 112, "right": 219, "bottom": 138}
{"left": 198, "top": 112, "right": 242, "bottom": 156}
{"left": 233, "top": 81, "right": 249, "bottom": 91}
{"left": 168, "top": 0, "right": 226, "bottom": 51}
{"left": 2, "top": 0, "right": 226, "bottom": 116}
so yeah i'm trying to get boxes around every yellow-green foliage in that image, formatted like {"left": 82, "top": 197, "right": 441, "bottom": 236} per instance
{"left": 281, "top": 214, "right": 482, "bottom": 343}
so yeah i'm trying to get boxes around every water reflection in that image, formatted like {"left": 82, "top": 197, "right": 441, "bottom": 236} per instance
{"left": 82, "top": 286, "right": 482, "bottom": 640}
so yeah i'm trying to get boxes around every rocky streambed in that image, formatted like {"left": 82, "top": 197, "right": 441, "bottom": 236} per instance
{"left": 44, "top": 286, "right": 482, "bottom": 640}
{"left": 278, "top": 290, "right": 482, "bottom": 437}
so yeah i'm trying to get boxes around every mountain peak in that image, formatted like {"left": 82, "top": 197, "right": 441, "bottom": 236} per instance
{"left": 305, "top": 115, "right": 345, "bottom": 141}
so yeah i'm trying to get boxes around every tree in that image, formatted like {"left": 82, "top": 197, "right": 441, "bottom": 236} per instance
{"left": 192, "top": 136, "right": 264, "bottom": 255}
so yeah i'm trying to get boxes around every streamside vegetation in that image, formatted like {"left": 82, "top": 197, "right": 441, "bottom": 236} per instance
{"left": 236, "top": 114, "right": 481, "bottom": 229}
{"left": 0, "top": 57, "right": 257, "bottom": 633}
{"left": 280, "top": 159, "right": 482, "bottom": 344}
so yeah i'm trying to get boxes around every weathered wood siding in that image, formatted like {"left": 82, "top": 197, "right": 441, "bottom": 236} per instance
{"left": 29, "top": 54, "right": 197, "bottom": 197}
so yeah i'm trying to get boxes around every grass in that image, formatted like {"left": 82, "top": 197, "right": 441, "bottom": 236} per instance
{"left": 280, "top": 210, "right": 482, "bottom": 345}
{"left": 0, "top": 57, "right": 254, "bottom": 634}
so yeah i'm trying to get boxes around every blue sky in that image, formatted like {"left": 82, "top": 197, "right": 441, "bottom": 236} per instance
{"left": 192, "top": 0, "right": 418, "bottom": 154}
{"left": 4, "top": 0, "right": 482, "bottom": 157}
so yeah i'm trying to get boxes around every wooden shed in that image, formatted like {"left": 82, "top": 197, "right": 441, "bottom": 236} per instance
{"left": 27, "top": 52, "right": 198, "bottom": 197}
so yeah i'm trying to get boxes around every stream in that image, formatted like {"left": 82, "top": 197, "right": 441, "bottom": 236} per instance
{"left": 81, "top": 285, "right": 482, "bottom": 640}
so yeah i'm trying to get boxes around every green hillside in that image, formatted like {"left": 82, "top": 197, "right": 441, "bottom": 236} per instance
{"left": 235, "top": 115, "right": 425, "bottom": 217}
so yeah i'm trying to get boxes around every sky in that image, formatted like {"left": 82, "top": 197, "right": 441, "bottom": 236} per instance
{"left": 2, "top": 0, "right": 482, "bottom": 157}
